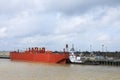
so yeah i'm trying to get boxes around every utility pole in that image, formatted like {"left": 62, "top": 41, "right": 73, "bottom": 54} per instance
{"left": 90, "top": 44, "right": 92, "bottom": 52}
{"left": 105, "top": 46, "right": 107, "bottom": 52}
{"left": 102, "top": 44, "right": 104, "bottom": 52}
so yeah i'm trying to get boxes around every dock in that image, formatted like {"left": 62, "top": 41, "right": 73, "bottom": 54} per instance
{"left": 94, "top": 60, "right": 120, "bottom": 66}
{"left": 0, "top": 51, "right": 10, "bottom": 59}
{"left": 74, "top": 51, "right": 120, "bottom": 66}
{"left": 0, "top": 51, "right": 120, "bottom": 66}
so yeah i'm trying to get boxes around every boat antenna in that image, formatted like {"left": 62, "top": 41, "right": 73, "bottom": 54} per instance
{"left": 70, "top": 44, "right": 75, "bottom": 52}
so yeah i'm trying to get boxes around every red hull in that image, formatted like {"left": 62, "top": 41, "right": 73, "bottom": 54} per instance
{"left": 10, "top": 47, "right": 69, "bottom": 64}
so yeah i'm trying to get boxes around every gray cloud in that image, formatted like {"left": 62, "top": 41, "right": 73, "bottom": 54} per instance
{"left": 45, "top": 0, "right": 120, "bottom": 15}
{"left": 0, "top": 0, "right": 120, "bottom": 15}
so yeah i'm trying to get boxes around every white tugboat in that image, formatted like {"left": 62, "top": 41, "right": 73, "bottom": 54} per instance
{"left": 69, "top": 44, "right": 85, "bottom": 64}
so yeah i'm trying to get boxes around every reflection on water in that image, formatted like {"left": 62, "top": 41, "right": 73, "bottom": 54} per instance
{"left": 0, "top": 59, "right": 120, "bottom": 80}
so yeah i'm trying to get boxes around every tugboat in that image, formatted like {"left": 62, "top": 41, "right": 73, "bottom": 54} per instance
{"left": 10, "top": 45, "right": 69, "bottom": 64}
{"left": 69, "top": 44, "right": 100, "bottom": 64}
{"left": 69, "top": 44, "right": 85, "bottom": 64}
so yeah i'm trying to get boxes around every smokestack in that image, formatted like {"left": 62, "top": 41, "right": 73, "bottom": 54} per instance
{"left": 66, "top": 44, "right": 68, "bottom": 52}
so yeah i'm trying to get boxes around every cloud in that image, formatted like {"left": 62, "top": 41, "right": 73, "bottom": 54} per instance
{"left": 1, "top": 11, "right": 58, "bottom": 38}
{"left": 0, "top": 0, "right": 120, "bottom": 16}
{"left": 0, "top": 0, "right": 45, "bottom": 15}
{"left": 0, "top": 0, "right": 120, "bottom": 51}
{"left": 0, "top": 27, "right": 7, "bottom": 38}
{"left": 55, "top": 16, "right": 87, "bottom": 34}
{"left": 45, "top": 0, "right": 120, "bottom": 15}
{"left": 97, "top": 34, "right": 111, "bottom": 42}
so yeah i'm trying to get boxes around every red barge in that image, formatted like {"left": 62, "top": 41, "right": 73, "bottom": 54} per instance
{"left": 10, "top": 47, "right": 69, "bottom": 64}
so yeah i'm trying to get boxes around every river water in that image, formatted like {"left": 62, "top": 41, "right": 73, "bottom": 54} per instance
{"left": 0, "top": 59, "right": 120, "bottom": 80}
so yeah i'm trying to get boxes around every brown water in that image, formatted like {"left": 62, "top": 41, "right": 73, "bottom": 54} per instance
{"left": 0, "top": 59, "right": 120, "bottom": 80}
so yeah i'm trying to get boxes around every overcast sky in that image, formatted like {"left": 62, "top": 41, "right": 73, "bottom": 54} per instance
{"left": 0, "top": 0, "right": 120, "bottom": 51}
